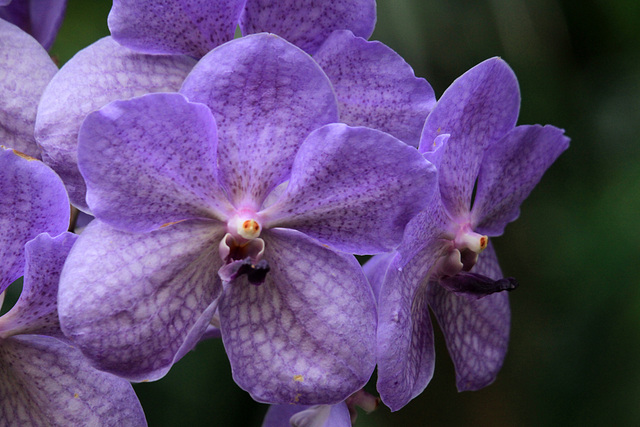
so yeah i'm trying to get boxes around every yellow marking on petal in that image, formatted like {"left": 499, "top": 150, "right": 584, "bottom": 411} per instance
{"left": 160, "top": 219, "right": 186, "bottom": 229}
{"left": 141, "top": 379, "right": 150, "bottom": 383}
{"left": 479, "top": 236, "right": 488, "bottom": 251}
{"left": 293, "top": 375, "right": 304, "bottom": 382}
{"left": 294, "top": 393, "right": 301, "bottom": 403}
{"left": 11, "top": 149, "right": 36, "bottom": 161}
{"left": 73, "top": 393, "right": 79, "bottom": 398}
{"left": 436, "top": 127, "right": 442, "bottom": 134}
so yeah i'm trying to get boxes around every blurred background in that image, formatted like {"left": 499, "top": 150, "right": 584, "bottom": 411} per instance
{"left": 44, "top": 0, "right": 640, "bottom": 425}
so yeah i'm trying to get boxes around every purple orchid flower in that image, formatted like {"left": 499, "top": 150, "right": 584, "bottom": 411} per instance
{"left": 370, "top": 57, "right": 570, "bottom": 411}
{"left": 108, "top": 0, "right": 375, "bottom": 57}
{"left": 0, "top": 147, "right": 146, "bottom": 425}
{"left": 35, "top": 36, "right": 196, "bottom": 211}
{"left": 0, "top": 0, "right": 66, "bottom": 49}
{"left": 0, "top": 18, "right": 57, "bottom": 158}
{"left": 57, "top": 33, "right": 437, "bottom": 405}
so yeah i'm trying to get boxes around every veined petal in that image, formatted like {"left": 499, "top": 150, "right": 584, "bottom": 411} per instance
{"left": 240, "top": 0, "right": 376, "bottom": 55}
{"left": 0, "top": 335, "right": 146, "bottom": 426}
{"left": 418, "top": 57, "right": 520, "bottom": 222}
{"left": 58, "top": 219, "right": 224, "bottom": 382}
{"left": 362, "top": 251, "right": 395, "bottom": 304}
{"left": 471, "top": 124, "right": 570, "bottom": 236}
{"left": 428, "top": 243, "right": 511, "bottom": 391}
{"left": 0, "top": 232, "right": 76, "bottom": 340}
{"left": 0, "top": 0, "right": 66, "bottom": 49}
{"left": 35, "top": 37, "right": 196, "bottom": 211}
{"left": 0, "top": 147, "right": 69, "bottom": 294}
{"left": 78, "top": 92, "right": 232, "bottom": 232}
{"left": 108, "top": 0, "right": 245, "bottom": 58}
{"left": 218, "top": 228, "right": 376, "bottom": 405}
{"left": 376, "top": 201, "right": 450, "bottom": 411}
{"left": 0, "top": 18, "right": 57, "bottom": 158}
{"left": 314, "top": 30, "right": 435, "bottom": 147}
{"left": 180, "top": 33, "right": 339, "bottom": 209}
{"left": 263, "top": 124, "right": 436, "bottom": 254}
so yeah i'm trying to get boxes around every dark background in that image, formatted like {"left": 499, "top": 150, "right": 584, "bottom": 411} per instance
{"left": 45, "top": 0, "right": 640, "bottom": 425}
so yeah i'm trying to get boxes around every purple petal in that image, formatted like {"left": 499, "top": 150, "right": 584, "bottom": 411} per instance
{"left": 314, "top": 30, "right": 435, "bottom": 147}
{"left": 35, "top": 37, "right": 196, "bottom": 211}
{"left": 376, "top": 201, "right": 450, "bottom": 411}
{"left": 471, "top": 124, "right": 570, "bottom": 236}
{"left": 58, "top": 219, "right": 224, "bottom": 382}
{"left": 0, "top": 334, "right": 146, "bottom": 426}
{"left": 0, "top": 147, "right": 69, "bottom": 294}
{"left": 362, "top": 251, "right": 395, "bottom": 304}
{"left": 418, "top": 57, "right": 520, "bottom": 222}
{"left": 78, "top": 92, "right": 232, "bottom": 232}
{"left": 240, "top": 0, "right": 376, "bottom": 55}
{"left": 0, "top": 18, "right": 57, "bottom": 158}
{"left": 218, "top": 228, "right": 376, "bottom": 404}
{"left": 108, "top": 0, "right": 245, "bottom": 58}
{"left": 376, "top": 254, "right": 436, "bottom": 411}
{"left": 262, "top": 124, "right": 437, "bottom": 254}
{"left": 263, "top": 402, "right": 351, "bottom": 427}
{"left": 0, "top": 232, "right": 76, "bottom": 339}
{"left": 428, "top": 243, "right": 511, "bottom": 391}
{"left": 0, "top": 0, "right": 66, "bottom": 49}
{"left": 181, "top": 34, "right": 339, "bottom": 209}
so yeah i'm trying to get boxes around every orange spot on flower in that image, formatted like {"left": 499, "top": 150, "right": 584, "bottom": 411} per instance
{"left": 11, "top": 149, "right": 36, "bottom": 161}
{"left": 293, "top": 375, "right": 304, "bottom": 382}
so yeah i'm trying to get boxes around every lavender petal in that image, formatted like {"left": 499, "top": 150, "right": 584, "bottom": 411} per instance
{"left": 262, "top": 124, "right": 436, "bottom": 254}
{"left": 58, "top": 219, "right": 224, "bottom": 382}
{"left": 0, "top": 334, "right": 146, "bottom": 426}
{"left": 314, "top": 30, "right": 435, "bottom": 147}
{"left": 218, "top": 228, "right": 376, "bottom": 404}
{"left": 35, "top": 37, "right": 195, "bottom": 211}
{"left": 419, "top": 57, "right": 520, "bottom": 221}
{"left": 78, "top": 92, "right": 232, "bottom": 232}
{"left": 0, "top": 232, "right": 76, "bottom": 340}
{"left": 240, "top": 0, "right": 376, "bottom": 55}
{"left": 0, "top": 0, "right": 66, "bottom": 49}
{"left": 0, "top": 147, "right": 69, "bottom": 294}
{"left": 376, "top": 201, "right": 450, "bottom": 411}
{"left": 471, "top": 124, "right": 570, "bottom": 236}
{"left": 0, "top": 18, "right": 57, "bottom": 157}
{"left": 181, "top": 34, "right": 339, "bottom": 209}
{"left": 108, "top": 0, "right": 245, "bottom": 58}
{"left": 428, "top": 243, "right": 511, "bottom": 391}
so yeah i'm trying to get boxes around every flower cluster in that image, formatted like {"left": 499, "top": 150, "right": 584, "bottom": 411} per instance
{"left": 1, "top": 1, "right": 568, "bottom": 425}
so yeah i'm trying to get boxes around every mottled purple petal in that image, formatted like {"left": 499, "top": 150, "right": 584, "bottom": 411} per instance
{"left": 35, "top": 37, "right": 196, "bottom": 211}
{"left": 314, "top": 30, "right": 435, "bottom": 147}
{"left": 428, "top": 243, "right": 511, "bottom": 391}
{"left": 362, "top": 251, "right": 395, "bottom": 303}
{"left": 108, "top": 0, "right": 244, "bottom": 58}
{"left": 219, "top": 228, "right": 376, "bottom": 404}
{"left": 78, "top": 92, "right": 232, "bottom": 232}
{"left": 0, "top": 334, "right": 146, "bottom": 426}
{"left": 0, "top": 0, "right": 66, "bottom": 49}
{"left": 419, "top": 58, "right": 520, "bottom": 222}
{"left": 0, "top": 147, "right": 69, "bottom": 294}
{"left": 376, "top": 201, "right": 450, "bottom": 411}
{"left": 58, "top": 219, "right": 224, "bottom": 382}
{"left": 471, "top": 124, "right": 570, "bottom": 236}
{"left": 181, "top": 34, "right": 338, "bottom": 209}
{"left": 0, "top": 232, "right": 76, "bottom": 339}
{"left": 0, "top": 18, "right": 57, "bottom": 157}
{"left": 241, "top": 0, "right": 376, "bottom": 55}
{"left": 262, "top": 124, "right": 436, "bottom": 254}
